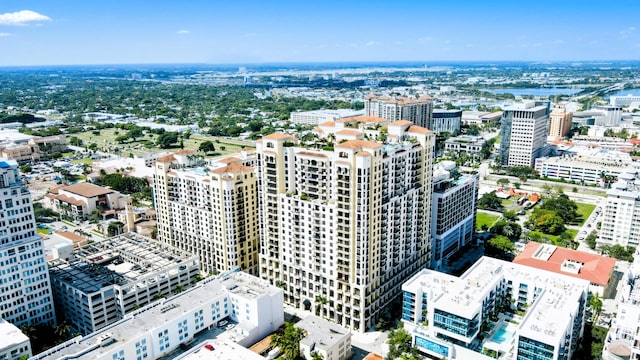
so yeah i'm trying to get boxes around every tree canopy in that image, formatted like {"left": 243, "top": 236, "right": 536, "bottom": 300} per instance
{"left": 478, "top": 191, "right": 503, "bottom": 211}
{"left": 271, "top": 322, "right": 305, "bottom": 360}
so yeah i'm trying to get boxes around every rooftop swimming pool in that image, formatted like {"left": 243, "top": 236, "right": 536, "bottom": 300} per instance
{"left": 490, "top": 323, "right": 516, "bottom": 344}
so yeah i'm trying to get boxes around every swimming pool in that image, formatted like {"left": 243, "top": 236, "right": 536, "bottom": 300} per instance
{"left": 491, "top": 324, "right": 515, "bottom": 344}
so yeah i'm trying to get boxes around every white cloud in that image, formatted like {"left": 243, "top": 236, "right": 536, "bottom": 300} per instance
{"left": 0, "top": 32, "right": 12, "bottom": 37}
{"left": 620, "top": 26, "right": 635, "bottom": 38}
{"left": 0, "top": 10, "right": 51, "bottom": 26}
{"left": 365, "top": 41, "right": 379, "bottom": 47}
{"left": 176, "top": 30, "right": 190, "bottom": 35}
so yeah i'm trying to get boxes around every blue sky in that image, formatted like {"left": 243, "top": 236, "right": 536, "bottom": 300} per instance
{"left": 0, "top": 0, "right": 639, "bottom": 66}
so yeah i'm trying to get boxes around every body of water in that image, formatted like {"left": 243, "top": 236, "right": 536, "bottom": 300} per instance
{"left": 608, "top": 89, "right": 640, "bottom": 97}
{"left": 483, "top": 88, "right": 583, "bottom": 96}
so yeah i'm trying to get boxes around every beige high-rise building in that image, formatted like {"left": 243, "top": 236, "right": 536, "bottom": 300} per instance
{"left": 153, "top": 149, "right": 259, "bottom": 275}
{"left": 256, "top": 120, "right": 435, "bottom": 332}
{"left": 364, "top": 94, "right": 433, "bottom": 129}
{"left": 548, "top": 103, "right": 573, "bottom": 138}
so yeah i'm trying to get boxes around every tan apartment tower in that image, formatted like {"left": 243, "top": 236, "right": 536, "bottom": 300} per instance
{"left": 364, "top": 94, "right": 433, "bottom": 129}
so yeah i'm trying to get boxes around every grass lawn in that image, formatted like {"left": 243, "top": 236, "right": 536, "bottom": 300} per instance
{"left": 36, "top": 227, "right": 52, "bottom": 235}
{"left": 71, "top": 129, "right": 249, "bottom": 158}
{"left": 574, "top": 202, "right": 596, "bottom": 226}
{"left": 71, "top": 158, "right": 93, "bottom": 165}
{"left": 476, "top": 212, "right": 501, "bottom": 231}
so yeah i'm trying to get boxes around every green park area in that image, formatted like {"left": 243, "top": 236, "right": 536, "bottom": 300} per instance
{"left": 574, "top": 203, "right": 596, "bottom": 226}
{"left": 476, "top": 212, "right": 501, "bottom": 231}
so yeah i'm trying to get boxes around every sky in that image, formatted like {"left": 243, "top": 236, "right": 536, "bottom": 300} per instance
{"left": 0, "top": 0, "right": 639, "bottom": 66}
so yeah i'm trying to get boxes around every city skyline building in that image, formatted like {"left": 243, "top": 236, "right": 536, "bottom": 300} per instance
{"left": 255, "top": 120, "right": 435, "bottom": 332}
{"left": 431, "top": 109, "right": 462, "bottom": 135}
{"left": 598, "top": 165, "right": 640, "bottom": 247}
{"left": 0, "top": 158, "right": 56, "bottom": 328}
{"left": 153, "top": 149, "right": 260, "bottom": 275}
{"left": 499, "top": 101, "right": 550, "bottom": 167}
{"left": 548, "top": 103, "right": 573, "bottom": 138}
{"left": 363, "top": 94, "right": 433, "bottom": 129}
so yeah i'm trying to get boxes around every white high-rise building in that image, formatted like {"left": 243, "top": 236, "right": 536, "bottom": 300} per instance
{"left": 256, "top": 120, "right": 435, "bottom": 332}
{"left": 364, "top": 94, "right": 433, "bottom": 128}
{"left": 153, "top": 150, "right": 260, "bottom": 275}
{"left": 431, "top": 109, "right": 462, "bottom": 135}
{"left": 599, "top": 165, "right": 640, "bottom": 247}
{"left": 0, "top": 158, "right": 55, "bottom": 327}
{"left": 499, "top": 102, "right": 550, "bottom": 167}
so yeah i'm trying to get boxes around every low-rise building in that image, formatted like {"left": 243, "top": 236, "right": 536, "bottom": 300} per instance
{"left": 444, "top": 135, "right": 486, "bottom": 158}
{"left": 290, "top": 109, "right": 364, "bottom": 126}
{"left": 461, "top": 111, "right": 502, "bottom": 125}
{"left": 33, "top": 270, "right": 284, "bottom": 360}
{"left": 535, "top": 147, "right": 632, "bottom": 185}
{"left": 402, "top": 257, "right": 589, "bottom": 360}
{"left": 297, "top": 315, "right": 352, "bottom": 360}
{"left": 44, "top": 182, "right": 128, "bottom": 221}
{"left": 513, "top": 242, "right": 616, "bottom": 296}
{"left": 48, "top": 233, "right": 201, "bottom": 334}
{"left": 0, "top": 319, "right": 31, "bottom": 360}
{"left": 0, "top": 143, "right": 41, "bottom": 163}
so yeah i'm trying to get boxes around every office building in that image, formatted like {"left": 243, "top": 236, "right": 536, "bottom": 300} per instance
{"left": 431, "top": 162, "right": 478, "bottom": 270}
{"left": 593, "top": 105, "right": 623, "bottom": 127}
{"left": 431, "top": 109, "right": 462, "bottom": 135}
{"left": 289, "top": 109, "right": 364, "bottom": 126}
{"left": 599, "top": 166, "right": 640, "bottom": 247}
{"left": 48, "top": 233, "right": 200, "bottom": 335}
{"left": 256, "top": 120, "right": 435, "bottom": 332}
{"left": 461, "top": 111, "right": 503, "bottom": 125}
{"left": 548, "top": 103, "right": 573, "bottom": 138}
{"left": 153, "top": 150, "right": 260, "bottom": 275}
{"left": 610, "top": 94, "right": 640, "bottom": 107}
{"left": 297, "top": 315, "right": 352, "bottom": 360}
{"left": 499, "top": 102, "right": 550, "bottom": 167}
{"left": 402, "top": 257, "right": 589, "bottom": 360}
{"left": 604, "top": 251, "right": 640, "bottom": 360}
{"left": 0, "top": 318, "right": 31, "bottom": 360}
{"left": 363, "top": 94, "right": 433, "bottom": 128}
{"left": 32, "top": 270, "right": 284, "bottom": 360}
{"left": 0, "top": 158, "right": 55, "bottom": 327}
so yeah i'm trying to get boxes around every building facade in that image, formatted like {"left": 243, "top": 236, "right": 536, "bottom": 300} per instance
{"left": 290, "top": 109, "right": 364, "bottom": 126}
{"left": 256, "top": 121, "right": 435, "bottom": 332}
{"left": 599, "top": 166, "right": 640, "bottom": 247}
{"left": 535, "top": 147, "right": 631, "bottom": 185}
{"left": 444, "top": 135, "right": 487, "bottom": 158}
{"left": 0, "top": 319, "right": 31, "bottom": 360}
{"left": 500, "top": 102, "right": 550, "bottom": 167}
{"left": 44, "top": 183, "right": 128, "bottom": 221}
{"left": 153, "top": 150, "right": 260, "bottom": 275}
{"left": 33, "top": 270, "right": 284, "bottom": 360}
{"left": 431, "top": 109, "right": 462, "bottom": 135}
{"left": 0, "top": 158, "right": 55, "bottom": 327}
{"left": 363, "top": 94, "right": 433, "bottom": 129}
{"left": 548, "top": 103, "right": 573, "bottom": 138}
{"left": 297, "top": 315, "right": 352, "bottom": 360}
{"left": 402, "top": 257, "right": 589, "bottom": 360}
{"left": 431, "top": 163, "right": 478, "bottom": 270}
{"left": 48, "top": 233, "right": 201, "bottom": 335}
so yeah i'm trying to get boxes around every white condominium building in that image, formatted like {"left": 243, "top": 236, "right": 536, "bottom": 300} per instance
{"left": 364, "top": 94, "right": 433, "bottom": 129}
{"left": 499, "top": 102, "right": 550, "bottom": 167}
{"left": 289, "top": 109, "right": 364, "bottom": 126}
{"left": 153, "top": 149, "right": 260, "bottom": 275}
{"left": 32, "top": 270, "right": 284, "bottom": 360}
{"left": 535, "top": 147, "right": 631, "bottom": 185}
{"left": 256, "top": 120, "right": 435, "bottom": 332}
{"left": 0, "top": 158, "right": 55, "bottom": 327}
{"left": 0, "top": 318, "right": 31, "bottom": 360}
{"left": 599, "top": 165, "right": 640, "bottom": 247}
{"left": 604, "top": 250, "right": 640, "bottom": 360}
{"left": 48, "top": 233, "right": 201, "bottom": 335}
{"left": 402, "top": 257, "right": 589, "bottom": 360}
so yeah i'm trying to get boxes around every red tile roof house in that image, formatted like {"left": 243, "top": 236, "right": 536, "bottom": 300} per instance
{"left": 514, "top": 241, "right": 616, "bottom": 297}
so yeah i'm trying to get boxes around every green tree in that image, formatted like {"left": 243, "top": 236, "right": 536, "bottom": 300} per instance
{"left": 486, "top": 235, "right": 515, "bottom": 255}
{"left": 585, "top": 230, "right": 598, "bottom": 250}
{"left": 497, "top": 178, "right": 510, "bottom": 188}
{"left": 198, "top": 140, "right": 216, "bottom": 154}
{"left": 478, "top": 191, "right": 503, "bottom": 211}
{"left": 271, "top": 322, "right": 305, "bottom": 360}
{"left": 19, "top": 164, "right": 32, "bottom": 173}
{"left": 541, "top": 193, "right": 579, "bottom": 224}
{"left": 156, "top": 132, "right": 179, "bottom": 148}
{"left": 386, "top": 325, "right": 417, "bottom": 360}
{"left": 527, "top": 208, "right": 566, "bottom": 235}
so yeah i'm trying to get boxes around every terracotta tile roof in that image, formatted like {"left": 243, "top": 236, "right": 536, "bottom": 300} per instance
{"left": 335, "top": 140, "right": 383, "bottom": 150}
{"left": 408, "top": 125, "right": 433, "bottom": 134}
{"left": 389, "top": 120, "right": 413, "bottom": 126}
{"left": 363, "top": 354, "right": 384, "bottom": 360}
{"left": 174, "top": 149, "right": 196, "bottom": 155}
{"left": 312, "top": 127, "right": 323, "bottom": 132}
{"left": 513, "top": 241, "right": 616, "bottom": 286}
{"left": 60, "top": 183, "right": 114, "bottom": 198}
{"left": 336, "top": 129, "right": 362, "bottom": 135}
{"left": 53, "top": 230, "right": 87, "bottom": 245}
{"left": 319, "top": 121, "right": 336, "bottom": 126}
{"left": 263, "top": 133, "right": 294, "bottom": 140}
{"left": 356, "top": 151, "right": 371, "bottom": 156}
{"left": 210, "top": 162, "right": 253, "bottom": 174}
{"left": 54, "top": 194, "right": 86, "bottom": 207}
{"left": 156, "top": 154, "right": 176, "bottom": 163}
{"left": 218, "top": 157, "right": 241, "bottom": 164}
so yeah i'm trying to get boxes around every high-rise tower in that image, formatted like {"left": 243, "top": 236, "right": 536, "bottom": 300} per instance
{"left": 364, "top": 94, "right": 433, "bottom": 129}
{"left": 256, "top": 120, "right": 435, "bottom": 332}
{"left": 0, "top": 158, "right": 55, "bottom": 327}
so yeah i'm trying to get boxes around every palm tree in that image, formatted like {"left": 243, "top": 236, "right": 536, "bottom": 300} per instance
{"left": 271, "top": 322, "right": 304, "bottom": 360}
{"left": 315, "top": 295, "right": 328, "bottom": 317}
